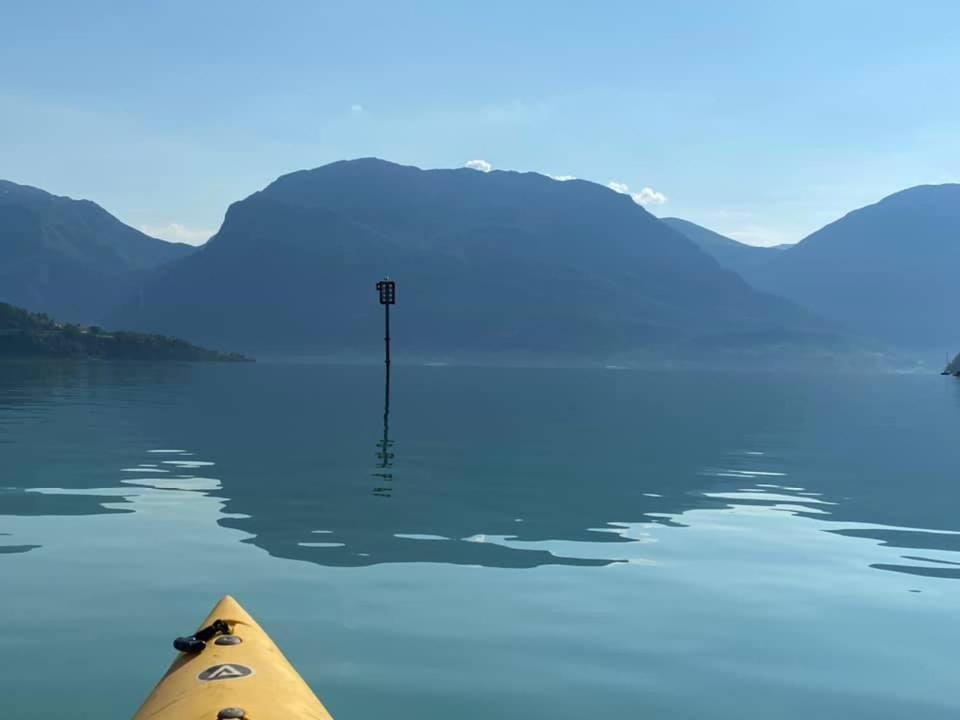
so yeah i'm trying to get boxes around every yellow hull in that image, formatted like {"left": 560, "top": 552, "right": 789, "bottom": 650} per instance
{"left": 133, "top": 595, "right": 334, "bottom": 720}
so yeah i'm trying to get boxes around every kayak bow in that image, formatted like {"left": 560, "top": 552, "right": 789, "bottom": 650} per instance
{"left": 133, "top": 595, "right": 334, "bottom": 720}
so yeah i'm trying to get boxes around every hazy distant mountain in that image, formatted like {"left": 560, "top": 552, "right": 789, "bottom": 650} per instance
{"left": 0, "top": 180, "right": 192, "bottom": 324}
{"left": 747, "top": 184, "right": 960, "bottom": 349}
{"left": 114, "top": 158, "right": 829, "bottom": 358}
{"left": 661, "top": 217, "right": 790, "bottom": 281}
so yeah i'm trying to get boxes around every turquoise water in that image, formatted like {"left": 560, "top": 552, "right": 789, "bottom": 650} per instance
{"left": 2, "top": 363, "right": 959, "bottom": 718}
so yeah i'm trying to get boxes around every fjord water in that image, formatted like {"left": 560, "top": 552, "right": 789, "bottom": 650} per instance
{"left": 2, "top": 363, "right": 959, "bottom": 719}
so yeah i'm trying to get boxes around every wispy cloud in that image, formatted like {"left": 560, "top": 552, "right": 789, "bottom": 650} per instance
{"left": 607, "top": 181, "right": 668, "bottom": 206}
{"left": 699, "top": 209, "right": 802, "bottom": 247}
{"left": 725, "top": 225, "right": 797, "bottom": 247}
{"left": 351, "top": 104, "right": 364, "bottom": 113}
{"left": 140, "top": 222, "right": 213, "bottom": 246}
{"left": 549, "top": 174, "right": 576, "bottom": 181}
{"left": 465, "top": 159, "right": 493, "bottom": 172}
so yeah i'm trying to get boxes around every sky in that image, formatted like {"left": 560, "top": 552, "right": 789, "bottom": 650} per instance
{"left": 2, "top": 0, "right": 960, "bottom": 247}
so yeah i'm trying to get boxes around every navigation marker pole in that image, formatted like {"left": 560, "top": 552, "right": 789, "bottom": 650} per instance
{"left": 376, "top": 277, "right": 395, "bottom": 390}
{"left": 375, "top": 278, "right": 396, "bottom": 478}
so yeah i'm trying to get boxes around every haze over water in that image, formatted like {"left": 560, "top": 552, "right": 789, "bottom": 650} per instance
{"left": 2, "top": 363, "right": 959, "bottom": 718}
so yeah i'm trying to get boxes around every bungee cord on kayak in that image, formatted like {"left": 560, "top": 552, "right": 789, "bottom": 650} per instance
{"left": 173, "top": 618, "right": 233, "bottom": 654}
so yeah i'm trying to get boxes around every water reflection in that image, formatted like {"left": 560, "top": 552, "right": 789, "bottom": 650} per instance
{"left": 2, "top": 363, "right": 960, "bottom": 577}
{"left": 214, "top": 366, "right": 761, "bottom": 568}
{"left": 0, "top": 531, "right": 39, "bottom": 554}
{"left": 371, "top": 351, "right": 394, "bottom": 498}
{"left": 0, "top": 487, "right": 133, "bottom": 516}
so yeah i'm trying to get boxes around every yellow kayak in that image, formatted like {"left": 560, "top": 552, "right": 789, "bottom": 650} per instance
{"left": 133, "top": 595, "right": 334, "bottom": 720}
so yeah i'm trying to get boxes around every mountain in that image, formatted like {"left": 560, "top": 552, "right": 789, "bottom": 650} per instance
{"left": 113, "top": 158, "right": 831, "bottom": 359}
{"left": 0, "top": 302, "right": 250, "bottom": 361}
{"left": 944, "top": 352, "right": 960, "bottom": 376}
{"left": 746, "top": 184, "right": 960, "bottom": 349}
{"left": 661, "top": 217, "right": 790, "bottom": 280}
{"left": 0, "top": 180, "right": 193, "bottom": 324}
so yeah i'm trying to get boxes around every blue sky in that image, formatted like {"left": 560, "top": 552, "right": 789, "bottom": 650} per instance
{"left": 3, "top": 0, "right": 959, "bottom": 246}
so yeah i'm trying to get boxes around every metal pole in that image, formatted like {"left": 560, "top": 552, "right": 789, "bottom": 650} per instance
{"left": 384, "top": 302, "right": 391, "bottom": 371}
{"left": 383, "top": 301, "right": 391, "bottom": 469}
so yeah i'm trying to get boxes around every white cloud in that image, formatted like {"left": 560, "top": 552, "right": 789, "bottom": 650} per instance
{"left": 607, "top": 180, "right": 668, "bottom": 206}
{"left": 351, "top": 104, "right": 364, "bottom": 112}
{"left": 632, "top": 187, "right": 668, "bottom": 206}
{"left": 464, "top": 159, "right": 493, "bottom": 172}
{"left": 139, "top": 223, "right": 213, "bottom": 246}
{"left": 549, "top": 174, "right": 576, "bottom": 181}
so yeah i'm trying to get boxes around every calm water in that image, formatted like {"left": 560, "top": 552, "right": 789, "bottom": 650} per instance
{"left": 2, "top": 362, "right": 959, "bottom": 718}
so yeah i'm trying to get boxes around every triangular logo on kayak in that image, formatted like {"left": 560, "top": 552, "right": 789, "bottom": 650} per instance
{"left": 198, "top": 664, "right": 254, "bottom": 681}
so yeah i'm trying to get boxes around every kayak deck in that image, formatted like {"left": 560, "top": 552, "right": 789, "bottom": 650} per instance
{"left": 133, "top": 595, "right": 334, "bottom": 720}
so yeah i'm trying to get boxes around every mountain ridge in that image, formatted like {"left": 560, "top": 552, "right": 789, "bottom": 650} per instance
{"left": 660, "top": 217, "right": 789, "bottom": 280}
{"left": 0, "top": 179, "right": 193, "bottom": 324}
{"left": 748, "top": 183, "right": 960, "bottom": 349}
{"left": 113, "top": 158, "right": 831, "bottom": 358}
